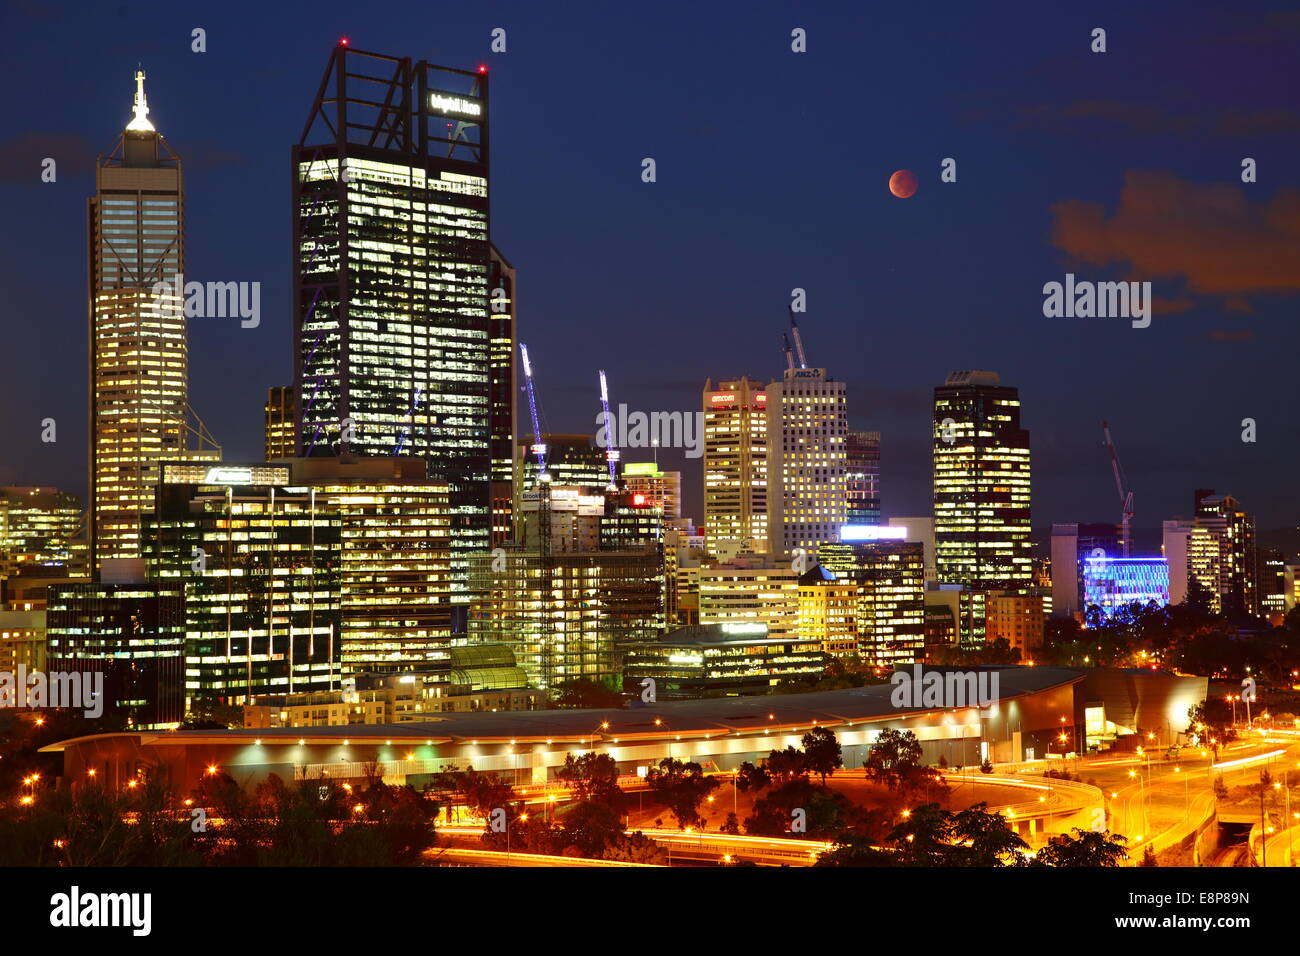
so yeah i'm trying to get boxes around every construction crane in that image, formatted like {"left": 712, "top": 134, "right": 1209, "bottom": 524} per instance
{"left": 598, "top": 370, "right": 619, "bottom": 491}
{"left": 1101, "top": 420, "right": 1134, "bottom": 557}
{"left": 520, "top": 343, "right": 552, "bottom": 558}
{"left": 781, "top": 332, "right": 795, "bottom": 370}
{"left": 788, "top": 307, "right": 808, "bottom": 369}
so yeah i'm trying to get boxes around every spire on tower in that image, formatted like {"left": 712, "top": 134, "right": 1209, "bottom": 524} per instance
{"left": 126, "top": 69, "right": 155, "bottom": 133}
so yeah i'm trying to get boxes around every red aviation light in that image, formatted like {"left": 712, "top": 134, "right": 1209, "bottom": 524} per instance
{"left": 633, "top": 494, "right": 647, "bottom": 507}
{"left": 339, "top": 37, "right": 350, "bottom": 46}
{"left": 478, "top": 64, "right": 488, "bottom": 73}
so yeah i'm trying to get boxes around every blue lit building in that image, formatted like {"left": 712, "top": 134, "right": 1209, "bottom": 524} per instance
{"left": 1081, "top": 554, "right": 1169, "bottom": 622}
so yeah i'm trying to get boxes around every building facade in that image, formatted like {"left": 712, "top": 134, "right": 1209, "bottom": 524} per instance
{"left": 702, "top": 377, "right": 768, "bottom": 553}
{"left": 765, "top": 367, "right": 847, "bottom": 556}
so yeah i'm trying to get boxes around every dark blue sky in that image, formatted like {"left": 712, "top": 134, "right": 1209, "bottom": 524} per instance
{"left": 2, "top": 0, "right": 1297, "bottom": 534}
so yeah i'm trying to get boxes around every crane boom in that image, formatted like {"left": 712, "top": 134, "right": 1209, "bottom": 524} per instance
{"left": 1101, "top": 420, "right": 1134, "bottom": 557}
{"left": 520, "top": 343, "right": 547, "bottom": 479}
{"left": 789, "top": 309, "right": 808, "bottom": 369}
{"left": 598, "top": 370, "right": 619, "bottom": 490}
{"left": 782, "top": 333, "right": 795, "bottom": 370}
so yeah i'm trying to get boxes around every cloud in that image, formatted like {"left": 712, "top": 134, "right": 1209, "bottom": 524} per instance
{"left": 1013, "top": 99, "right": 1300, "bottom": 139}
{"left": 1049, "top": 171, "right": 1300, "bottom": 307}
{"left": 0, "top": 132, "right": 97, "bottom": 182}
{"left": 1207, "top": 329, "right": 1255, "bottom": 343}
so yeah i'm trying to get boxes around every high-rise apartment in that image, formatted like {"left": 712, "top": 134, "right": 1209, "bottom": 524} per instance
{"left": 765, "top": 367, "right": 847, "bottom": 556}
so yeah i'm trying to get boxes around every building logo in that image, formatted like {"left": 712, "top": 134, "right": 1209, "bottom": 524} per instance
{"left": 890, "top": 665, "right": 999, "bottom": 717}
{"left": 428, "top": 93, "right": 482, "bottom": 118}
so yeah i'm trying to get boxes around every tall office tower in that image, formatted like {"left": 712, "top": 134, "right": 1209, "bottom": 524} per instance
{"left": 797, "top": 565, "right": 859, "bottom": 657}
{"left": 1260, "top": 549, "right": 1287, "bottom": 624}
{"left": 0, "top": 488, "right": 86, "bottom": 580}
{"left": 488, "top": 245, "right": 517, "bottom": 545}
{"left": 293, "top": 46, "right": 491, "bottom": 602}
{"left": 703, "top": 378, "right": 768, "bottom": 553}
{"left": 264, "top": 386, "right": 295, "bottom": 459}
{"left": 622, "top": 462, "right": 681, "bottom": 520}
{"left": 888, "top": 517, "right": 936, "bottom": 580}
{"left": 1049, "top": 522, "right": 1121, "bottom": 619}
{"left": 932, "top": 371, "right": 1032, "bottom": 589}
{"left": 89, "top": 72, "right": 192, "bottom": 572}
{"left": 1194, "top": 490, "right": 1260, "bottom": 616}
{"left": 765, "top": 367, "right": 847, "bottom": 556}
{"left": 1162, "top": 519, "right": 1195, "bottom": 606}
{"left": 488, "top": 244, "right": 517, "bottom": 484}
{"left": 818, "top": 537, "right": 926, "bottom": 665}
{"left": 845, "top": 431, "right": 881, "bottom": 526}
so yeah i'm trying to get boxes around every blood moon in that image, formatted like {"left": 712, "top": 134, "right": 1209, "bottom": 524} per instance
{"left": 888, "top": 169, "right": 918, "bottom": 198}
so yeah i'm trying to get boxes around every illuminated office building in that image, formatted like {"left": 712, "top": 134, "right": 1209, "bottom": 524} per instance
{"left": 0, "top": 487, "right": 86, "bottom": 580}
{"left": 797, "top": 566, "right": 859, "bottom": 657}
{"left": 1050, "top": 523, "right": 1121, "bottom": 619}
{"left": 46, "top": 580, "right": 186, "bottom": 727}
{"left": 147, "top": 463, "right": 340, "bottom": 701}
{"left": 698, "top": 557, "right": 800, "bottom": 640}
{"left": 90, "top": 72, "right": 216, "bottom": 572}
{"left": 264, "top": 386, "right": 295, "bottom": 460}
{"left": 293, "top": 45, "right": 491, "bottom": 601}
{"left": 1081, "top": 555, "right": 1170, "bottom": 621}
{"left": 818, "top": 536, "right": 925, "bottom": 665}
{"left": 1194, "top": 491, "right": 1259, "bottom": 616}
{"left": 1261, "top": 549, "right": 1287, "bottom": 624}
{"left": 702, "top": 378, "right": 767, "bottom": 553}
{"left": 600, "top": 490, "right": 665, "bottom": 551}
{"left": 287, "top": 457, "right": 452, "bottom": 674}
{"left": 845, "top": 431, "right": 881, "bottom": 526}
{"left": 622, "top": 462, "right": 681, "bottom": 520}
{"left": 932, "top": 371, "right": 1032, "bottom": 589}
{"left": 0, "top": 610, "right": 47, "bottom": 674}
{"left": 488, "top": 245, "right": 517, "bottom": 545}
{"left": 519, "top": 435, "right": 607, "bottom": 490}
{"left": 467, "top": 545, "right": 664, "bottom": 688}
{"left": 985, "top": 591, "right": 1045, "bottom": 655}
{"left": 622, "top": 623, "right": 824, "bottom": 699}
{"left": 765, "top": 367, "right": 847, "bottom": 556}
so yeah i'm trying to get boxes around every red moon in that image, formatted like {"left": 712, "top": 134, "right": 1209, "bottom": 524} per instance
{"left": 889, "top": 169, "right": 918, "bottom": 198}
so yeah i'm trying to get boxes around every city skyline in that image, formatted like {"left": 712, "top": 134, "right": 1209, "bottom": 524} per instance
{"left": 2, "top": 3, "right": 1297, "bottom": 535}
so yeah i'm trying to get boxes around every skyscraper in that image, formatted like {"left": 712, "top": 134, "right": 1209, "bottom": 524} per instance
{"left": 932, "top": 371, "right": 1032, "bottom": 590}
{"left": 88, "top": 72, "right": 198, "bottom": 572}
{"left": 293, "top": 45, "right": 491, "bottom": 600}
{"left": 703, "top": 377, "right": 768, "bottom": 553}
{"left": 765, "top": 367, "right": 847, "bottom": 556}
{"left": 845, "top": 431, "right": 881, "bottom": 526}
{"left": 1194, "top": 490, "right": 1260, "bottom": 616}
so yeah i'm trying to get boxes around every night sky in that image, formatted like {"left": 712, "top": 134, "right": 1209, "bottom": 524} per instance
{"left": 2, "top": 0, "right": 1297, "bottom": 538}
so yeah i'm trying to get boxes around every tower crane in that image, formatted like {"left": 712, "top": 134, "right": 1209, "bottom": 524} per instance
{"left": 789, "top": 308, "right": 808, "bottom": 369}
{"left": 520, "top": 343, "right": 552, "bottom": 558}
{"left": 781, "top": 333, "right": 795, "bottom": 370}
{"left": 1101, "top": 420, "right": 1134, "bottom": 557}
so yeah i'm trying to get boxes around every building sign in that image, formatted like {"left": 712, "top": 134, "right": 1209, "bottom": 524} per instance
{"left": 428, "top": 93, "right": 482, "bottom": 119}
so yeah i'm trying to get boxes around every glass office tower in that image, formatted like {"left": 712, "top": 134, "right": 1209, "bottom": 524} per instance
{"left": 293, "top": 45, "right": 491, "bottom": 601}
{"left": 932, "top": 370, "right": 1033, "bottom": 589}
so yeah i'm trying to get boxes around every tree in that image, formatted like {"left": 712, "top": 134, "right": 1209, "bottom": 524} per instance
{"left": 1034, "top": 828, "right": 1128, "bottom": 867}
{"left": 734, "top": 761, "right": 771, "bottom": 793}
{"left": 979, "top": 758, "right": 994, "bottom": 774}
{"left": 1139, "top": 844, "right": 1158, "bottom": 867}
{"left": 552, "top": 677, "right": 623, "bottom": 709}
{"left": 801, "top": 726, "right": 843, "bottom": 783}
{"left": 864, "top": 729, "right": 923, "bottom": 790}
{"left": 765, "top": 746, "right": 809, "bottom": 783}
{"left": 646, "top": 758, "right": 720, "bottom": 829}
{"left": 887, "top": 802, "right": 1028, "bottom": 867}
{"left": 602, "top": 830, "right": 666, "bottom": 864}
{"left": 1185, "top": 700, "right": 1237, "bottom": 757}
{"left": 556, "top": 752, "right": 624, "bottom": 808}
